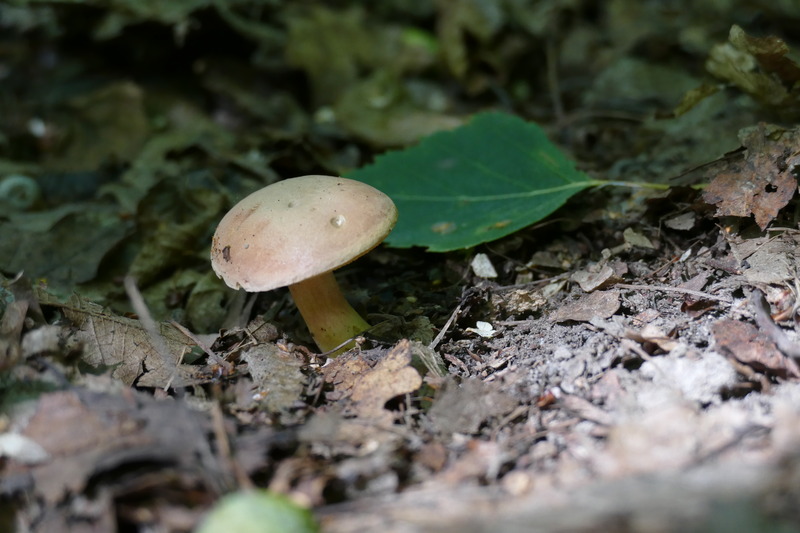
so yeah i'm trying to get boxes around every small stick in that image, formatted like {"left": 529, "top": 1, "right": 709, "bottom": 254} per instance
{"left": 210, "top": 400, "right": 253, "bottom": 490}
{"left": 170, "top": 319, "right": 229, "bottom": 368}
{"left": 124, "top": 276, "right": 176, "bottom": 390}
{"left": 614, "top": 283, "right": 733, "bottom": 304}
{"left": 429, "top": 301, "right": 463, "bottom": 350}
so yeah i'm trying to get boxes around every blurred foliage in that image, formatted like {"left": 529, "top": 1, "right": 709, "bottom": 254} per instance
{"left": 195, "top": 489, "right": 318, "bottom": 533}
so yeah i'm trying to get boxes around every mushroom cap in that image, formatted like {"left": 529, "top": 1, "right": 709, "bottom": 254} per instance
{"left": 211, "top": 175, "right": 397, "bottom": 292}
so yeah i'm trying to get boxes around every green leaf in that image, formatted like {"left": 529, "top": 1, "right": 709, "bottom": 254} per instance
{"left": 347, "top": 112, "right": 602, "bottom": 252}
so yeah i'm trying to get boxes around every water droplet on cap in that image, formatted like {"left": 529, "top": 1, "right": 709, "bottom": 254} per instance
{"left": 330, "top": 214, "right": 346, "bottom": 227}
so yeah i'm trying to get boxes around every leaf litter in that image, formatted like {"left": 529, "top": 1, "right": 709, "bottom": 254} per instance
{"left": 702, "top": 123, "right": 800, "bottom": 230}
{"left": 4, "top": 3, "right": 800, "bottom": 532}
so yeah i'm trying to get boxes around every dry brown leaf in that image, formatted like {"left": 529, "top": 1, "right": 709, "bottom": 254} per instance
{"left": 571, "top": 265, "right": 620, "bottom": 292}
{"left": 711, "top": 319, "right": 800, "bottom": 379}
{"left": 553, "top": 291, "right": 621, "bottom": 323}
{"left": 625, "top": 324, "right": 680, "bottom": 353}
{"left": 2, "top": 389, "right": 218, "bottom": 504}
{"left": 324, "top": 339, "right": 422, "bottom": 420}
{"left": 677, "top": 272, "right": 717, "bottom": 317}
{"left": 42, "top": 293, "right": 202, "bottom": 387}
{"left": 702, "top": 124, "right": 800, "bottom": 230}
{"left": 728, "top": 232, "right": 800, "bottom": 285}
{"left": 729, "top": 24, "right": 800, "bottom": 87}
{"left": 491, "top": 288, "right": 546, "bottom": 315}
{"left": 241, "top": 343, "right": 307, "bottom": 413}
{"left": 0, "top": 300, "right": 27, "bottom": 371}
{"left": 663, "top": 212, "right": 696, "bottom": 231}
{"left": 427, "top": 378, "right": 518, "bottom": 436}
{"left": 2, "top": 278, "right": 48, "bottom": 370}
{"left": 706, "top": 25, "right": 800, "bottom": 113}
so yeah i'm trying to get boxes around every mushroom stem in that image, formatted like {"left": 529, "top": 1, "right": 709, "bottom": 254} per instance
{"left": 288, "top": 271, "right": 370, "bottom": 355}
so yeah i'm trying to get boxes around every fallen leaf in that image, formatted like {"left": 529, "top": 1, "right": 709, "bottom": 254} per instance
{"left": 728, "top": 25, "right": 800, "bottom": 84}
{"left": 706, "top": 25, "right": 800, "bottom": 114}
{"left": 663, "top": 212, "right": 696, "bottom": 231}
{"left": 711, "top": 319, "right": 800, "bottom": 379}
{"left": 553, "top": 291, "right": 620, "bottom": 323}
{"left": 571, "top": 265, "right": 620, "bottom": 292}
{"left": 241, "top": 343, "right": 307, "bottom": 413}
{"left": 347, "top": 112, "right": 598, "bottom": 251}
{"left": 728, "top": 232, "right": 800, "bottom": 285}
{"left": 427, "top": 378, "right": 518, "bottom": 436}
{"left": 625, "top": 324, "right": 680, "bottom": 353}
{"left": 702, "top": 123, "right": 800, "bottom": 229}
{"left": 39, "top": 292, "right": 202, "bottom": 386}
{"left": 677, "top": 272, "right": 718, "bottom": 317}
{"left": 623, "top": 227, "right": 655, "bottom": 249}
{"left": 323, "top": 339, "right": 422, "bottom": 420}
{"left": 465, "top": 321, "right": 497, "bottom": 338}
{"left": 673, "top": 83, "right": 720, "bottom": 117}
{"left": 0, "top": 207, "right": 131, "bottom": 291}
{"left": 491, "top": 288, "right": 547, "bottom": 315}
{"left": 1, "top": 389, "right": 219, "bottom": 505}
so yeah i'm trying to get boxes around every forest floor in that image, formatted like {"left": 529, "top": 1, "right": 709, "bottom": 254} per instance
{"left": 3, "top": 2, "right": 800, "bottom": 532}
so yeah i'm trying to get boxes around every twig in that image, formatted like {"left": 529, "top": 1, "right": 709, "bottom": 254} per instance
{"left": 210, "top": 400, "right": 252, "bottom": 490}
{"left": 170, "top": 319, "right": 229, "bottom": 368}
{"left": 124, "top": 276, "right": 177, "bottom": 391}
{"left": 429, "top": 301, "right": 463, "bottom": 350}
{"left": 614, "top": 283, "right": 733, "bottom": 304}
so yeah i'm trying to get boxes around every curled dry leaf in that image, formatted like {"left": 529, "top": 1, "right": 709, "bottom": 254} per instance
{"left": 625, "top": 324, "right": 680, "bottom": 353}
{"left": 571, "top": 265, "right": 620, "bottom": 292}
{"left": 702, "top": 123, "right": 800, "bottom": 230}
{"left": 323, "top": 339, "right": 422, "bottom": 420}
{"left": 706, "top": 24, "right": 800, "bottom": 112}
{"left": 711, "top": 319, "right": 800, "bottom": 379}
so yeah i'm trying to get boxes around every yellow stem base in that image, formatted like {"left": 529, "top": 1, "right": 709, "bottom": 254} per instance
{"left": 289, "top": 272, "right": 370, "bottom": 355}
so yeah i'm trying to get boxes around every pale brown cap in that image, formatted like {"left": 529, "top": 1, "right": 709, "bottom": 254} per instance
{"left": 211, "top": 175, "right": 397, "bottom": 292}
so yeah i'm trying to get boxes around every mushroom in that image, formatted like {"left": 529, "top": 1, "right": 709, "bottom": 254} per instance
{"left": 210, "top": 175, "right": 397, "bottom": 354}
